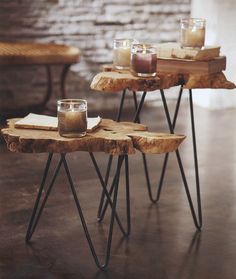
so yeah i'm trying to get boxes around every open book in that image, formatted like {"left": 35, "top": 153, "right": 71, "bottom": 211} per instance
{"left": 14, "top": 113, "right": 102, "bottom": 132}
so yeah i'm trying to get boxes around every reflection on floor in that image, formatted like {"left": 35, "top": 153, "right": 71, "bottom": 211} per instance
{"left": 1, "top": 99, "right": 236, "bottom": 279}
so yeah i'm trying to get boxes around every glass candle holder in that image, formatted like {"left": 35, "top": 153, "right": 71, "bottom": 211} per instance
{"left": 113, "top": 39, "right": 134, "bottom": 70}
{"left": 180, "top": 18, "right": 206, "bottom": 49}
{"left": 57, "top": 99, "right": 87, "bottom": 138}
{"left": 131, "top": 43, "right": 157, "bottom": 77}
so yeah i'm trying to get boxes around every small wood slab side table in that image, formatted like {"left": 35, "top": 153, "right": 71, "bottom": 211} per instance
{"left": 90, "top": 69, "right": 236, "bottom": 231}
{"left": 1, "top": 119, "right": 185, "bottom": 269}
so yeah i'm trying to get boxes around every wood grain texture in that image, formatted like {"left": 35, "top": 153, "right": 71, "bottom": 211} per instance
{"left": 156, "top": 56, "right": 226, "bottom": 74}
{"left": 0, "top": 42, "right": 80, "bottom": 65}
{"left": 183, "top": 72, "right": 236, "bottom": 89}
{"left": 1, "top": 119, "right": 185, "bottom": 155}
{"left": 90, "top": 71, "right": 181, "bottom": 92}
{"left": 92, "top": 67, "right": 235, "bottom": 92}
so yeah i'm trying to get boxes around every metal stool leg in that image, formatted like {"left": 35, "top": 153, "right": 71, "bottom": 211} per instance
{"left": 160, "top": 89, "right": 202, "bottom": 230}
{"left": 60, "top": 64, "right": 71, "bottom": 99}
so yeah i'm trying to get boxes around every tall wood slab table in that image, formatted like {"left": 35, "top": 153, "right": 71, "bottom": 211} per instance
{"left": 0, "top": 42, "right": 80, "bottom": 117}
{"left": 1, "top": 118, "right": 184, "bottom": 269}
{"left": 91, "top": 69, "right": 236, "bottom": 231}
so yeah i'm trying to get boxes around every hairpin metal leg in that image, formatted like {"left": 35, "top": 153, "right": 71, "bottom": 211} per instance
{"left": 90, "top": 153, "right": 130, "bottom": 237}
{"left": 97, "top": 91, "right": 147, "bottom": 223}
{"left": 96, "top": 89, "right": 126, "bottom": 219}
{"left": 145, "top": 86, "right": 184, "bottom": 202}
{"left": 95, "top": 155, "right": 131, "bottom": 235}
{"left": 133, "top": 91, "right": 147, "bottom": 123}
{"left": 26, "top": 152, "right": 126, "bottom": 269}
{"left": 62, "top": 153, "right": 124, "bottom": 269}
{"left": 160, "top": 89, "right": 202, "bottom": 230}
{"left": 132, "top": 91, "right": 152, "bottom": 199}
{"left": 25, "top": 153, "right": 63, "bottom": 242}
{"left": 189, "top": 89, "right": 202, "bottom": 227}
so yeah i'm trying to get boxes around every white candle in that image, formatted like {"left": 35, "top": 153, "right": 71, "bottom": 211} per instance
{"left": 57, "top": 99, "right": 87, "bottom": 138}
{"left": 113, "top": 39, "right": 133, "bottom": 69}
{"left": 182, "top": 27, "right": 205, "bottom": 48}
{"left": 180, "top": 18, "right": 206, "bottom": 49}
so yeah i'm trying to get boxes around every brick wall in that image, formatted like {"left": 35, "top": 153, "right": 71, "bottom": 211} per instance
{"left": 0, "top": 0, "right": 190, "bottom": 113}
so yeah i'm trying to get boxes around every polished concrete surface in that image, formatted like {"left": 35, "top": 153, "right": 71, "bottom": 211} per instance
{"left": 1, "top": 96, "right": 236, "bottom": 279}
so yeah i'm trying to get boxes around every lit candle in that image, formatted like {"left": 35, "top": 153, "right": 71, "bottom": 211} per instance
{"left": 57, "top": 99, "right": 87, "bottom": 138}
{"left": 180, "top": 18, "right": 206, "bottom": 49}
{"left": 113, "top": 39, "right": 134, "bottom": 70}
{"left": 131, "top": 44, "right": 157, "bottom": 77}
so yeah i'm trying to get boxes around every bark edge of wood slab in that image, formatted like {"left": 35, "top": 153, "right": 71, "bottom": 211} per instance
{"left": 1, "top": 118, "right": 185, "bottom": 155}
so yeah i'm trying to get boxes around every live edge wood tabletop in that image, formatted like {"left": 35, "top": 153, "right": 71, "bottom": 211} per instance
{"left": 91, "top": 67, "right": 235, "bottom": 92}
{"left": 1, "top": 118, "right": 185, "bottom": 155}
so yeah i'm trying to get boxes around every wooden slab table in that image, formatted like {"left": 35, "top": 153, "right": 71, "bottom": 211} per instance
{"left": 90, "top": 68, "right": 236, "bottom": 231}
{"left": 1, "top": 118, "right": 184, "bottom": 269}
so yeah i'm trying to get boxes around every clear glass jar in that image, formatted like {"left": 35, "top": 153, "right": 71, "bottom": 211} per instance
{"left": 131, "top": 43, "right": 157, "bottom": 77}
{"left": 113, "top": 39, "right": 134, "bottom": 70}
{"left": 57, "top": 99, "right": 87, "bottom": 138}
{"left": 180, "top": 18, "right": 206, "bottom": 49}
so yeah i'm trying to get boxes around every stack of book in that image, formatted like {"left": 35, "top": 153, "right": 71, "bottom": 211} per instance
{"left": 155, "top": 43, "right": 226, "bottom": 74}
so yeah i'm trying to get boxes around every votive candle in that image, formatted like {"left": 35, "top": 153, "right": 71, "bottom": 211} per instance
{"left": 180, "top": 18, "right": 206, "bottom": 49}
{"left": 131, "top": 43, "right": 157, "bottom": 77}
{"left": 113, "top": 39, "right": 134, "bottom": 70}
{"left": 57, "top": 99, "right": 87, "bottom": 138}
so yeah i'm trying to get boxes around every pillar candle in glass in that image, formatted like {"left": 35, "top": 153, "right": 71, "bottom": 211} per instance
{"left": 131, "top": 43, "right": 157, "bottom": 77}
{"left": 113, "top": 39, "right": 134, "bottom": 70}
{"left": 57, "top": 99, "right": 87, "bottom": 138}
{"left": 180, "top": 18, "right": 206, "bottom": 49}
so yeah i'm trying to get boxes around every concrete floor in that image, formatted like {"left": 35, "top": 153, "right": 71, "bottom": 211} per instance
{"left": 1, "top": 95, "right": 236, "bottom": 279}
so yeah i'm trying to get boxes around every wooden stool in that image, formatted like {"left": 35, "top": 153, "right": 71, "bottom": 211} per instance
{"left": 0, "top": 42, "right": 80, "bottom": 117}
{"left": 1, "top": 118, "right": 184, "bottom": 269}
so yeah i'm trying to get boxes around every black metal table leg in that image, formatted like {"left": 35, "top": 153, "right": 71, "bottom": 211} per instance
{"left": 26, "top": 152, "right": 127, "bottom": 269}
{"left": 96, "top": 90, "right": 147, "bottom": 224}
{"left": 26, "top": 153, "right": 62, "bottom": 242}
{"left": 96, "top": 89, "right": 127, "bottom": 219}
{"left": 62, "top": 154, "right": 124, "bottom": 269}
{"left": 160, "top": 89, "right": 202, "bottom": 230}
{"left": 144, "top": 86, "right": 184, "bottom": 202}
{"left": 90, "top": 153, "right": 130, "bottom": 236}
{"left": 189, "top": 89, "right": 202, "bottom": 227}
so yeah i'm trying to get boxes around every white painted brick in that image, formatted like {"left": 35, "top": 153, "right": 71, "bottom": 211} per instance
{"left": 0, "top": 0, "right": 190, "bottom": 111}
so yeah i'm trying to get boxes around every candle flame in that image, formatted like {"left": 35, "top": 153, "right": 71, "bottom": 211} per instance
{"left": 142, "top": 44, "right": 147, "bottom": 54}
{"left": 123, "top": 40, "right": 129, "bottom": 48}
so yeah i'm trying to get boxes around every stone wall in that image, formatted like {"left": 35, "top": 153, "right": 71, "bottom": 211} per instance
{"left": 0, "top": 0, "right": 190, "bottom": 112}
